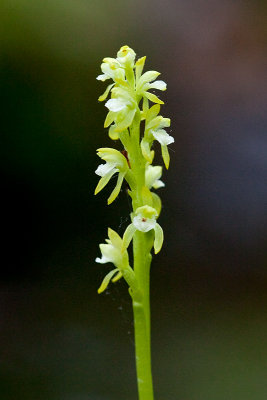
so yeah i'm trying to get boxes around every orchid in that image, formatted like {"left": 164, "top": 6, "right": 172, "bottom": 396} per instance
{"left": 96, "top": 57, "right": 125, "bottom": 82}
{"left": 122, "top": 205, "right": 164, "bottom": 254}
{"left": 140, "top": 105, "right": 174, "bottom": 169}
{"left": 104, "top": 87, "right": 137, "bottom": 133}
{"left": 116, "top": 45, "right": 136, "bottom": 68}
{"left": 96, "top": 228, "right": 137, "bottom": 294}
{"left": 95, "top": 46, "right": 174, "bottom": 400}
{"left": 94, "top": 147, "right": 129, "bottom": 204}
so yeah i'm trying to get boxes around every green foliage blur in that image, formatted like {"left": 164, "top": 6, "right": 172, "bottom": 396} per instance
{"left": 1, "top": 1, "right": 267, "bottom": 399}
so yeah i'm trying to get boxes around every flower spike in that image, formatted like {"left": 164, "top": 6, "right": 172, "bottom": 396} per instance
{"left": 95, "top": 45, "right": 173, "bottom": 398}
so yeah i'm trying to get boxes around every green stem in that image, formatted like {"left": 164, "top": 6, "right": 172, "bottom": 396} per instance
{"left": 132, "top": 232, "right": 154, "bottom": 400}
{"left": 128, "top": 111, "right": 154, "bottom": 400}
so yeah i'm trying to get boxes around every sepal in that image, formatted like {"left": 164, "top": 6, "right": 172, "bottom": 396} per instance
{"left": 98, "top": 268, "right": 120, "bottom": 294}
{"left": 146, "top": 104, "right": 160, "bottom": 122}
{"left": 104, "top": 111, "right": 116, "bottom": 128}
{"left": 107, "top": 172, "right": 125, "bottom": 204}
{"left": 135, "top": 56, "right": 146, "bottom": 81}
{"left": 112, "top": 271, "right": 123, "bottom": 283}
{"left": 141, "top": 97, "right": 149, "bottom": 119}
{"left": 94, "top": 167, "right": 117, "bottom": 195}
{"left": 122, "top": 223, "right": 136, "bottom": 252}
{"left": 98, "top": 84, "right": 115, "bottom": 102}
{"left": 151, "top": 192, "right": 162, "bottom": 215}
{"left": 137, "top": 71, "right": 160, "bottom": 90}
{"left": 154, "top": 223, "right": 164, "bottom": 254}
{"left": 148, "top": 80, "right": 167, "bottom": 91}
{"left": 144, "top": 92, "right": 164, "bottom": 105}
{"left": 161, "top": 144, "right": 170, "bottom": 169}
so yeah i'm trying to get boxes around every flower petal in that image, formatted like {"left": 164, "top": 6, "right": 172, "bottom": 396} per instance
{"left": 159, "top": 118, "right": 171, "bottom": 129}
{"left": 141, "top": 96, "right": 149, "bottom": 119}
{"left": 101, "top": 62, "right": 117, "bottom": 79}
{"left": 153, "top": 179, "right": 165, "bottom": 189}
{"left": 107, "top": 172, "right": 125, "bottom": 204}
{"left": 152, "top": 129, "right": 174, "bottom": 145}
{"left": 104, "top": 111, "right": 116, "bottom": 128}
{"left": 96, "top": 74, "right": 110, "bottom": 81}
{"left": 154, "top": 223, "right": 164, "bottom": 254}
{"left": 95, "top": 255, "right": 111, "bottom": 264}
{"left": 149, "top": 80, "right": 167, "bottom": 91}
{"left": 144, "top": 92, "right": 164, "bottom": 105}
{"left": 135, "top": 205, "right": 158, "bottom": 219}
{"left": 94, "top": 168, "right": 117, "bottom": 195}
{"left": 108, "top": 124, "right": 120, "bottom": 140}
{"left": 161, "top": 144, "right": 170, "bottom": 169}
{"left": 105, "top": 98, "right": 127, "bottom": 112}
{"left": 97, "top": 148, "right": 128, "bottom": 170}
{"left": 112, "top": 271, "right": 123, "bottom": 283}
{"left": 151, "top": 192, "right": 162, "bottom": 215}
{"left": 99, "top": 243, "right": 119, "bottom": 265}
{"left": 138, "top": 71, "right": 160, "bottom": 88}
{"left": 133, "top": 215, "right": 156, "bottom": 232}
{"left": 146, "top": 116, "right": 170, "bottom": 131}
{"left": 146, "top": 105, "right": 161, "bottom": 123}
{"left": 122, "top": 223, "right": 136, "bottom": 251}
{"left": 97, "top": 268, "right": 120, "bottom": 294}
{"left": 98, "top": 84, "right": 115, "bottom": 102}
{"left": 135, "top": 56, "right": 146, "bottom": 81}
{"left": 145, "top": 165, "right": 162, "bottom": 188}
{"left": 95, "top": 162, "right": 117, "bottom": 177}
{"left": 103, "top": 57, "right": 120, "bottom": 67}
{"left": 108, "top": 228, "right": 123, "bottom": 248}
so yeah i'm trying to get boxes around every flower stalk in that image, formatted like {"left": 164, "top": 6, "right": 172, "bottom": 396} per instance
{"left": 95, "top": 46, "right": 174, "bottom": 400}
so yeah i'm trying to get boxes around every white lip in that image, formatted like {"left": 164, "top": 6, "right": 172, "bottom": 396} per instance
{"left": 133, "top": 215, "right": 156, "bottom": 232}
{"left": 105, "top": 98, "right": 127, "bottom": 112}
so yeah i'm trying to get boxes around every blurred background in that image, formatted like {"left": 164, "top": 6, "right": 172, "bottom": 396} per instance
{"left": 1, "top": 0, "right": 267, "bottom": 399}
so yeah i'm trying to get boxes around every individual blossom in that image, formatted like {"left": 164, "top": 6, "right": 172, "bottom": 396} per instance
{"left": 116, "top": 45, "right": 136, "bottom": 69}
{"left": 96, "top": 228, "right": 139, "bottom": 296}
{"left": 122, "top": 205, "right": 164, "bottom": 254}
{"left": 96, "top": 56, "right": 125, "bottom": 104}
{"left": 96, "top": 228, "right": 130, "bottom": 293}
{"left": 136, "top": 70, "right": 166, "bottom": 106}
{"left": 96, "top": 58, "right": 125, "bottom": 83}
{"left": 96, "top": 45, "right": 135, "bottom": 103}
{"left": 141, "top": 105, "right": 174, "bottom": 169}
{"left": 95, "top": 148, "right": 129, "bottom": 204}
{"left": 151, "top": 127, "right": 174, "bottom": 170}
{"left": 133, "top": 55, "right": 167, "bottom": 107}
{"left": 104, "top": 86, "right": 137, "bottom": 133}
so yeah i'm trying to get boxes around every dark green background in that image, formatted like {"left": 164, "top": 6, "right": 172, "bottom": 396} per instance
{"left": 1, "top": 1, "right": 267, "bottom": 399}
